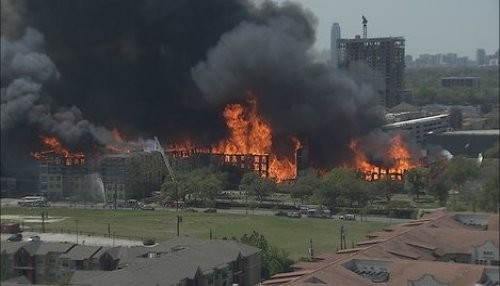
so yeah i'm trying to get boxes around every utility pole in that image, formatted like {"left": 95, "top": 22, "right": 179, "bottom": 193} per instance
{"left": 41, "top": 212, "right": 46, "bottom": 233}
{"left": 176, "top": 215, "right": 182, "bottom": 236}
{"left": 308, "top": 238, "right": 314, "bottom": 260}
{"left": 75, "top": 219, "right": 79, "bottom": 244}
{"left": 107, "top": 223, "right": 111, "bottom": 238}
{"left": 340, "top": 225, "right": 346, "bottom": 250}
{"left": 209, "top": 228, "right": 213, "bottom": 240}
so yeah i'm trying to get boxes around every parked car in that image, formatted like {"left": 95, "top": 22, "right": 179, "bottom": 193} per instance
{"left": 140, "top": 205, "right": 155, "bottom": 211}
{"left": 274, "top": 210, "right": 289, "bottom": 217}
{"left": 28, "top": 235, "right": 41, "bottom": 242}
{"left": 7, "top": 233, "right": 22, "bottom": 242}
{"left": 340, "top": 214, "right": 356, "bottom": 221}
{"left": 289, "top": 211, "right": 302, "bottom": 218}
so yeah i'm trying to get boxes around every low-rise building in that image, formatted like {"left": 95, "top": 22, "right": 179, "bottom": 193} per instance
{"left": 382, "top": 114, "right": 451, "bottom": 144}
{"left": 261, "top": 211, "right": 499, "bottom": 286}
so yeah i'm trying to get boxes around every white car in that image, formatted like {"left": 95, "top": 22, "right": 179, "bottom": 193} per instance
{"left": 28, "top": 235, "right": 41, "bottom": 242}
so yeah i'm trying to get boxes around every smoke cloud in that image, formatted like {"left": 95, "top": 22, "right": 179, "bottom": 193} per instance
{"left": 192, "top": 1, "right": 383, "bottom": 167}
{"left": 1, "top": 0, "right": 393, "bottom": 193}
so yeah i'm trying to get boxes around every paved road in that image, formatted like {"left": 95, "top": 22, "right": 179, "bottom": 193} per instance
{"left": 2, "top": 198, "right": 411, "bottom": 224}
{"left": 1, "top": 231, "right": 143, "bottom": 247}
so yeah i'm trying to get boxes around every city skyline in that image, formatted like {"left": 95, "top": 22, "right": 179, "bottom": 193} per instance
{"left": 285, "top": 0, "right": 499, "bottom": 59}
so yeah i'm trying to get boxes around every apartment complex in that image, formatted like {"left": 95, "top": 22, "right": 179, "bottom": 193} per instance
{"left": 262, "top": 210, "right": 499, "bottom": 285}
{"left": 1, "top": 238, "right": 261, "bottom": 286}
{"left": 100, "top": 151, "right": 167, "bottom": 201}
{"left": 37, "top": 151, "right": 87, "bottom": 200}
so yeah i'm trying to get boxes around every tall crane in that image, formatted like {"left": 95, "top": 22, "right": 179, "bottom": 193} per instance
{"left": 154, "top": 136, "right": 180, "bottom": 210}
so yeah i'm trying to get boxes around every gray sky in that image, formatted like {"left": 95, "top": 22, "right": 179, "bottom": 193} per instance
{"left": 283, "top": 0, "right": 499, "bottom": 59}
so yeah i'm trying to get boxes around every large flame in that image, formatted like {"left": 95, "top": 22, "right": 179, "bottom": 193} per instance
{"left": 105, "top": 128, "right": 131, "bottom": 153}
{"left": 349, "top": 134, "right": 417, "bottom": 181}
{"left": 31, "top": 135, "right": 85, "bottom": 165}
{"left": 211, "top": 93, "right": 301, "bottom": 182}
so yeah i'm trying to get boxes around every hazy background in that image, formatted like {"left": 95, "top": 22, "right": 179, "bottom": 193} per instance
{"left": 282, "top": 0, "right": 499, "bottom": 58}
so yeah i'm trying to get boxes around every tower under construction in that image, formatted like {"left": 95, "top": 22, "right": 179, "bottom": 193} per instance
{"left": 338, "top": 16, "right": 405, "bottom": 108}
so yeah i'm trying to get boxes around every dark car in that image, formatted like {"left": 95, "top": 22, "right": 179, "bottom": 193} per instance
{"left": 7, "top": 233, "right": 22, "bottom": 242}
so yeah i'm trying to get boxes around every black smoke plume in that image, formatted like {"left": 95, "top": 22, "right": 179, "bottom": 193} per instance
{"left": 1, "top": 0, "right": 387, "bottom": 193}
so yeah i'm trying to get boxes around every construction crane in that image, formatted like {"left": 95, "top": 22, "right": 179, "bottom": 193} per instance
{"left": 154, "top": 136, "right": 180, "bottom": 210}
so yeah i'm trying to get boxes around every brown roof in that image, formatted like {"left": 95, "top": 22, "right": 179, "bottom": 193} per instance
{"left": 263, "top": 211, "right": 500, "bottom": 286}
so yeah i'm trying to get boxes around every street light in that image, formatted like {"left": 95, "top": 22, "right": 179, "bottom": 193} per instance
{"left": 75, "top": 219, "right": 79, "bottom": 244}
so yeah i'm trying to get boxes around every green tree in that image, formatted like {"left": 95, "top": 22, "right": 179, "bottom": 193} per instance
{"left": 404, "top": 167, "right": 428, "bottom": 201}
{"left": 478, "top": 160, "right": 499, "bottom": 213}
{"left": 239, "top": 172, "right": 276, "bottom": 203}
{"left": 372, "top": 177, "right": 403, "bottom": 202}
{"left": 316, "top": 168, "right": 368, "bottom": 208}
{"left": 290, "top": 169, "right": 320, "bottom": 204}
{"left": 240, "top": 231, "right": 293, "bottom": 279}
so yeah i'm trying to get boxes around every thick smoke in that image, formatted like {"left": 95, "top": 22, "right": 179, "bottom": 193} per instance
{"left": 2, "top": 0, "right": 392, "bottom": 193}
{"left": 192, "top": 1, "right": 383, "bottom": 167}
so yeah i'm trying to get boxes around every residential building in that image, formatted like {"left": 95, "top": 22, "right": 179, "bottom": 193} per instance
{"left": 70, "top": 238, "right": 261, "bottom": 286}
{"left": 36, "top": 151, "right": 87, "bottom": 200}
{"left": 1, "top": 238, "right": 261, "bottom": 286}
{"left": 330, "top": 22, "right": 341, "bottom": 68}
{"left": 382, "top": 114, "right": 451, "bottom": 144}
{"left": 100, "top": 151, "right": 167, "bottom": 201}
{"left": 261, "top": 210, "right": 499, "bottom": 285}
{"left": 1, "top": 241, "right": 75, "bottom": 284}
{"left": 338, "top": 36, "right": 405, "bottom": 107}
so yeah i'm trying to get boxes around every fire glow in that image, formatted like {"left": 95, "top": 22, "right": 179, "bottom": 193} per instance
{"left": 211, "top": 93, "right": 301, "bottom": 182}
{"left": 31, "top": 136, "right": 85, "bottom": 166}
{"left": 349, "top": 134, "right": 417, "bottom": 181}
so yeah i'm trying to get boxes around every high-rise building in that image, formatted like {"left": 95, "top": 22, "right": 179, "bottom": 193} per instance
{"left": 338, "top": 36, "right": 405, "bottom": 107}
{"left": 476, "top": 48, "right": 486, "bottom": 66}
{"left": 337, "top": 17, "right": 405, "bottom": 108}
{"left": 330, "top": 23, "right": 341, "bottom": 68}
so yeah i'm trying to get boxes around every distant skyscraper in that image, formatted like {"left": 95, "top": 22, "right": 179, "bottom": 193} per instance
{"left": 330, "top": 23, "right": 341, "bottom": 68}
{"left": 476, "top": 49, "right": 486, "bottom": 66}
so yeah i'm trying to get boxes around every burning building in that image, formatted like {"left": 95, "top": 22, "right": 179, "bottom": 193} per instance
{"left": 100, "top": 151, "right": 166, "bottom": 202}
{"left": 2, "top": 0, "right": 421, "bottom": 194}
{"left": 31, "top": 136, "right": 87, "bottom": 200}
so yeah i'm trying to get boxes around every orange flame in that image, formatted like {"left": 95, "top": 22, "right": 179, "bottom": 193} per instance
{"left": 212, "top": 93, "right": 301, "bottom": 182}
{"left": 106, "top": 128, "right": 131, "bottom": 153}
{"left": 349, "top": 133, "right": 418, "bottom": 181}
{"left": 31, "top": 136, "right": 85, "bottom": 165}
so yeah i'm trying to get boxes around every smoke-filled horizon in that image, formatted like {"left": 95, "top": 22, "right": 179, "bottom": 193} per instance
{"left": 1, "top": 0, "right": 391, "bottom": 190}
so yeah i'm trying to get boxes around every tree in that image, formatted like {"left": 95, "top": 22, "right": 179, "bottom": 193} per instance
{"left": 478, "top": 160, "right": 499, "bottom": 213}
{"left": 240, "top": 231, "right": 293, "bottom": 279}
{"left": 290, "top": 169, "right": 320, "bottom": 204}
{"left": 316, "top": 168, "right": 368, "bottom": 209}
{"left": 160, "top": 167, "right": 225, "bottom": 207}
{"left": 371, "top": 178, "right": 403, "bottom": 202}
{"left": 239, "top": 172, "right": 276, "bottom": 203}
{"left": 404, "top": 167, "right": 428, "bottom": 201}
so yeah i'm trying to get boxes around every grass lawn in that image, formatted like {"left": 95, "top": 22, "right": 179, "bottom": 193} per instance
{"left": 1, "top": 207, "right": 391, "bottom": 260}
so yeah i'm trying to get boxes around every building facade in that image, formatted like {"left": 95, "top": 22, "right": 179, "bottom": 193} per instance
{"left": 37, "top": 152, "right": 87, "bottom": 200}
{"left": 338, "top": 36, "right": 405, "bottom": 108}
{"left": 100, "top": 151, "right": 167, "bottom": 201}
{"left": 382, "top": 114, "right": 451, "bottom": 144}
